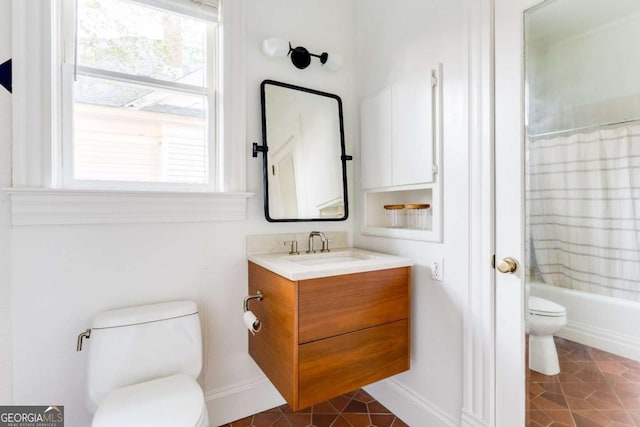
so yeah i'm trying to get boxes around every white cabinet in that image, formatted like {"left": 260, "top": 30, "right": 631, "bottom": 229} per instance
{"left": 360, "top": 74, "right": 435, "bottom": 189}
{"left": 391, "top": 79, "right": 434, "bottom": 185}
{"left": 359, "top": 67, "right": 442, "bottom": 242}
{"left": 360, "top": 88, "right": 392, "bottom": 189}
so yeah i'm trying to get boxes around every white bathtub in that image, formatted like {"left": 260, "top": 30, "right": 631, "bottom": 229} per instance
{"left": 529, "top": 281, "right": 640, "bottom": 362}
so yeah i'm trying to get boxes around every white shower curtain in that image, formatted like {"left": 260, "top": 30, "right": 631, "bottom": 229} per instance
{"left": 528, "top": 123, "right": 640, "bottom": 302}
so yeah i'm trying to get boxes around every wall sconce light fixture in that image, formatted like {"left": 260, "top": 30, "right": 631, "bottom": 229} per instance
{"left": 262, "top": 38, "right": 343, "bottom": 71}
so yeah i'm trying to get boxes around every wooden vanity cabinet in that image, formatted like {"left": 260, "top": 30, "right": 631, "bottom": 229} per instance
{"left": 248, "top": 262, "right": 411, "bottom": 410}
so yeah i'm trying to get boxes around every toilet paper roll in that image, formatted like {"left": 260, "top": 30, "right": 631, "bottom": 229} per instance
{"left": 243, "top": 310, "right": 262, "bottom": 335}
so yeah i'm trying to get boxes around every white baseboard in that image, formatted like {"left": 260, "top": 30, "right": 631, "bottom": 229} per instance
{"left": 204, "top": 377, "right": 285, "bottom": 426}
{"left": 205, "top": 376, "right": 462, "bottom": 427}
{"left": 364, "top": 379, "right": 458, "bottom": 427}
{"left": 460, "top": 409, "right": 490, "bottom": 427}
{"left": 558, "top": 320, "right": 640, "bottom": 362}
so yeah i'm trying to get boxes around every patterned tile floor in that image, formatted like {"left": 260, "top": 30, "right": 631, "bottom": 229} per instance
{"left": 528, "top": 337, "right": 640, "bottom": 426}
{"left": 220, "top": 389, "right": 409, "bottom": 427}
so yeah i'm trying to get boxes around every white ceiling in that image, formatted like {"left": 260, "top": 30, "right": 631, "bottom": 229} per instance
{"left": 525, "top": 0, "right": 640, "bottom": 46}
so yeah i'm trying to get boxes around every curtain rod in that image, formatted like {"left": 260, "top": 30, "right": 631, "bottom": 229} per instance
{"left": 528, "top": 116, "right": 640, "bottom": 138}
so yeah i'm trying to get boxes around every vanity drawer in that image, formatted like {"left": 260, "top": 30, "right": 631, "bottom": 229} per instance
{"left": 297, "top": 267, "right": 410, "bottom": 343}
{"left": 298, "top": 319, "right": 410, "bottom": 408}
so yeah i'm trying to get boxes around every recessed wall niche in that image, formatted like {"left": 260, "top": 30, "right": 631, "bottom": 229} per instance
{"left": 362, "top": 185, "right": 441, "bottom": 242}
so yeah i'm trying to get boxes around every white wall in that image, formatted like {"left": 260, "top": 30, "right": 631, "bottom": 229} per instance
{"left": 0, "top": 0, "right": 13, "bottom": 406}
{"left": 7, "top": 1, "right": 354, "bottom": 426}
{"left": 354, "top": 1, "right": 468, "bottom": 426}
{"left": 245, "top": 0, "right": 356, "bottom": 222}
{"left": 528, "top": 14, "right": 640, "bottom": 133}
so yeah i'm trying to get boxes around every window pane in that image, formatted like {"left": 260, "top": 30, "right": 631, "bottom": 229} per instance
{"left": 77, "top": 0, "right": 208, "bottom": 86}
{"left": 74, "top": 76, "right": 208, "bottom": 184}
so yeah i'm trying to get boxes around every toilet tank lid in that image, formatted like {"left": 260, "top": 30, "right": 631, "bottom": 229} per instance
{"left": 529, "top": 296, "right": 565, "bottom": 314}
{"left": 92, "top": 301, "right": 198, "bottom": 329}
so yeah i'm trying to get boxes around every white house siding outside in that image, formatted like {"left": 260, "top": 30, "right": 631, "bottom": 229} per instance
{"left": 74, "top": 103, "right": 207, "bottom": 184}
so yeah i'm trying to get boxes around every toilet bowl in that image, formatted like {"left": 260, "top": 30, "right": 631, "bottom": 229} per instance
{"left": 527, "top": 296, "right": 567, "bottom": 376}
{"left": 84, "top": 301, "right": 209, "bottom": 427}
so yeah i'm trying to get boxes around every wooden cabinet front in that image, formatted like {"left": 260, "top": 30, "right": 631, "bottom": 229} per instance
{"left": 248, "top": 262, "right": 411, "bottom": 411}
{"left": 298, "top": 319, "right": 409, "bottom": 409}
{"left": 298, "top": 268, "right": 409, "bottom": 343}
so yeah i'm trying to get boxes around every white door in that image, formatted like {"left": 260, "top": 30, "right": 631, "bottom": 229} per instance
{"left": 494, "top": 0, "right": 543, "bottom": 425}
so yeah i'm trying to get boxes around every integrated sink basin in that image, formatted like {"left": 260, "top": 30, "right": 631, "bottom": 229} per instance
{"left": 288, "top": 251, "right": 374, "bottom": 266}
{"left": 248, "top": 248, "right": 413, "bottom": 280}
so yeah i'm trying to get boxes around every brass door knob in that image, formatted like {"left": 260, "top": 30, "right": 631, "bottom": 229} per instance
{"left": 496, "top": 257, "right": 518, "bottom": 274}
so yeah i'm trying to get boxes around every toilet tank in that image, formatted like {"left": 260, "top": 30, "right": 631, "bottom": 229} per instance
{"left": 86, "top": 300, "right": 203, "bottom": 412}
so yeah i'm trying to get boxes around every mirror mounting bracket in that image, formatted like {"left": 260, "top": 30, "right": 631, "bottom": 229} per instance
{"left": 252, "top": 142, "right": 268, "bottom": 158}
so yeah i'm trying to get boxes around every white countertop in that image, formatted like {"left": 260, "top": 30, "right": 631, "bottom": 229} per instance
{"left": 247, "top": 248, "right": 414, "bottom": 281}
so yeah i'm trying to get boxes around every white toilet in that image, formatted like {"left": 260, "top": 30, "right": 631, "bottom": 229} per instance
{"left": 527, "top": 296, "right": 567, "bottom": 376}
{"left": 85, "top": 300, "right": 209, "bottom": 427}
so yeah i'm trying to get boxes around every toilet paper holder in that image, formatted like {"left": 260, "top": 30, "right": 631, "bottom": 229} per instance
{"left": 244, "top": 291, "right": 263, "bottom": 312}
{"left": 244, "top": 291, "right": 263, "bottom": 335}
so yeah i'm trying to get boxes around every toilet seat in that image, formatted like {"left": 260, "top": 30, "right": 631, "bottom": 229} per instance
{"left": 529, "top": 296, "right": 566, "bottom": 317}
{"left": 92, "top": 374, "right": 209, "bottom": 427}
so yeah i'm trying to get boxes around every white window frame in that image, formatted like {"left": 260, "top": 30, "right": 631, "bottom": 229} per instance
{"left": 62, "top": 0, "right": 218, "bottom": 192}
{"left": 9, "top": 0, "right": 251, "bottom": 225}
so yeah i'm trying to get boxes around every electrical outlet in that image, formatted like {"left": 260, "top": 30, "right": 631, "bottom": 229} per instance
{"left": 432, "top": 258, "right": 444, "bottom": 281}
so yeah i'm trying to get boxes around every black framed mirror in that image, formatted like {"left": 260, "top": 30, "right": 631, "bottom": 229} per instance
{"left": 257, "top": 80, "right": 350, "bottom": 222}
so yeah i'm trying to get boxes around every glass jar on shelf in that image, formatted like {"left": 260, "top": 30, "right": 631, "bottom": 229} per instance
{"left": 406, "top": 204, "right": 431, "bottom": 229}
{"left": 383, "top": 204, "right": 406, "bottom": 228}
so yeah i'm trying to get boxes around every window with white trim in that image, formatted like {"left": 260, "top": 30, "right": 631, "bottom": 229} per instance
{"left": 61, "top": 0, "right": 218, "bottom": 191}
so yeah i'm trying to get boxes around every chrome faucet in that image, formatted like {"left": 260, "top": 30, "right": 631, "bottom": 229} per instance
{"left": 307, "top": 231, "right": 329, "bottom": 253}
